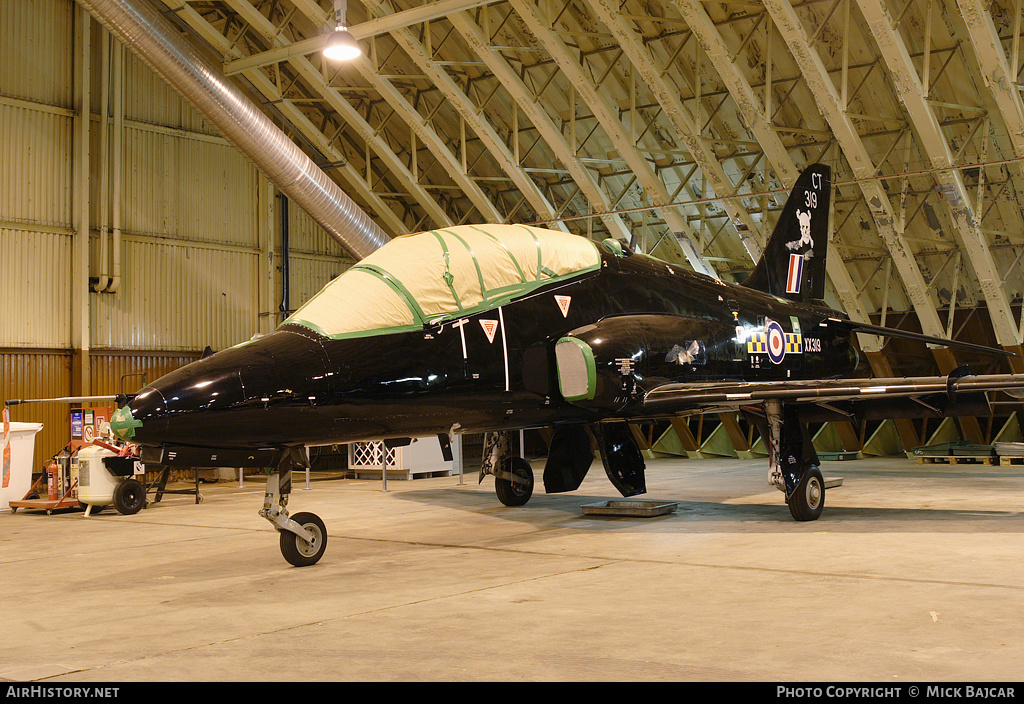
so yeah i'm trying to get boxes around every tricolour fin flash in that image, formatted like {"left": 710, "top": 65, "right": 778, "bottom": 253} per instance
{"left": 741, "top": 164, "right": 830, "bottom": 303}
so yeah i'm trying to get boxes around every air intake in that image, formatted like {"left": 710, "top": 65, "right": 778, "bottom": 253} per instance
{"left": 555, "top": 337, "right": 596, "bottom": 402}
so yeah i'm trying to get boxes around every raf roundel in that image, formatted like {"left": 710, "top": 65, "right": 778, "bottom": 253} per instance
{"left": 766, "top": 320, "right": 786, "bottom": 365}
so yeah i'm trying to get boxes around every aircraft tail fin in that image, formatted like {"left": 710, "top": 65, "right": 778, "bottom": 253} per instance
{"left": 741, "top": 164, "right": 830, "bottom": 303}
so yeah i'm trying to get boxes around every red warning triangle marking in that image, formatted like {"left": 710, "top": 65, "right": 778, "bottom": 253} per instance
{"left": 479, "top": 319, "right": 499, "bottom": 343}
{"left": 554, "top": 295, "right": 571, "bottom": 317}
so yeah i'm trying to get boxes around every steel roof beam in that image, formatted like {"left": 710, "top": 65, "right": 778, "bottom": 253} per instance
{"left": 448, "top": 10, "right": 638, "bottom": 246}
{"left": 505, "top": 0, "right": 715, "bottom": 275}
{"left": 675, "top": 1, "right": 799, "bottom": 188}
{"left": 952, "top": 0, "right": 1024, "bottom": 321}
{"left": 221, "top": 0, "right": 455, "bottom": 229}
{"left": 349, "top": 0, "right": 571, "bottom": 232}
{"left": 674, "top": 0, "right": 876, "bottom": 340}
{"left": 290, "top": 61, "right": 468, "bottom": 226}
{"left": 763, "top": 0, "right": 947, "bottom": 344}
{"left": 159, "top": 0, "right": 410, "bottom": 235}
{"left": 353, "top": 63, "right": 506, "bottom": 223}
{"left": 277, "top": 4, "right": 510, "bottom": 226}
{"left": 583, "top": 0, "right": 766, "bottom": 262}
{"left": 222, "top": 0, "right": 501, "bottom": 75}
{"left": 855, "top": 0, "right": 1020, "bottom": 347}
{"left": 294, "top": 0, "right": 618, "bottom": 238}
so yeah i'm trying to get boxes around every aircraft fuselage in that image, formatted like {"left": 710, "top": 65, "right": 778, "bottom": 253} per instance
{"left": 116, "top": 245, "right": 857, "bottom": 460}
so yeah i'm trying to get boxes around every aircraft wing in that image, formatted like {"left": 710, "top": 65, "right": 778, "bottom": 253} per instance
{"left": 642, "top": 371, "right": 1024, "bottom": 414}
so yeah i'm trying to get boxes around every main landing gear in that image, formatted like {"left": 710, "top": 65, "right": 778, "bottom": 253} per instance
{"left": 759, "top": 400, "right": 825, "bottom": 521}
{"left": 481, "top": 406, "right": 826, "bottom": 522}
{"left": 481, "top": 431, "right": 535, "bottom": 506}
{"left": 480, "top": 424, "right": 648, "bottom": 507}
{"left": 261, "top": 448, "right": 327, "bottom": 566}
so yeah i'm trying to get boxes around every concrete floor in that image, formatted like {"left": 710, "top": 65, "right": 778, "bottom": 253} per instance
{"left": 0, "top": 453, "right": 1022, "bottom": 682}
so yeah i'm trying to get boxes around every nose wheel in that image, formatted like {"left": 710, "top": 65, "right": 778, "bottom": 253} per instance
{"left": 279, "top": 511, "right": 327, "bottom": 567}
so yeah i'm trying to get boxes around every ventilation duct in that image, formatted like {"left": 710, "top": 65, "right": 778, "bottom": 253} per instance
{"left": 75, "top": 0, "right": 390, "bottom": 260}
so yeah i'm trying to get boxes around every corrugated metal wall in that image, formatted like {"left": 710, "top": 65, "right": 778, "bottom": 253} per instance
{"left": 0, "top": 102, "right": 74, "bottom": 230}
{"left": 90, "top": 238, "right": 261, "bottom": 350}
{"left": 90, "top": 351, "right": 202, "bottom": 396}
{"left": 0, "top": 0, "right": 74, "bottom": 108}
{"left": 286, "top": 204, "right": 355, "bottom": 316}
{"left": 0, "top": 350, "right": 72, "bottom": 466}
{"left": 118, "top": 121, "right": 258, "bottom": 248}
{"left": 0, "top": 225, "right": 73, "bottom": 346}
{"left": 0, "top": 0, "right": 352, "bottom": 463}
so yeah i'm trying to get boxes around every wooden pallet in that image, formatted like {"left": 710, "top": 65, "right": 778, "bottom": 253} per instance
{"left": 915, "top": 454, "right": 995, "bottom": 465}
{"left": 998, "top": 455, "right": 1024, "bottom": 466}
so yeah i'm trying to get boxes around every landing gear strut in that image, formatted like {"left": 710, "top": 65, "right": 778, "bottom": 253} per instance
{"left": 761, "top": 400, "right": 825, "bottom": 522}
{"left": 261, "top": 448, "right": 327, "bottom": 566}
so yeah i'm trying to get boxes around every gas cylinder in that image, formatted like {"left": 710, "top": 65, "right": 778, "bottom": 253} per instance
{"left": 77, "top": 445, "right": 120, "bottom": 507}
{"left": 69, "top": 452, "right": 79, "bottom": 498}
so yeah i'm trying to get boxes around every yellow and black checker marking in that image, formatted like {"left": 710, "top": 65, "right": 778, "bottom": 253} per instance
{"left": 747, "top": 333, "right": 768, "bottom": 354}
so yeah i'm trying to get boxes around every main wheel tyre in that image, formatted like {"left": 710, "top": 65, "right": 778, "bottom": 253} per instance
{"left": 113, "top": 479, "right": 146, "bottom": 515}
{"left": 495, "top": 457, "right": 534, "bottom": 507}
{"left": 280, "top": 512, "right": 327, "bottom": 567}
{"left": 788, "top": 465, "right": 824, "bottom": 521}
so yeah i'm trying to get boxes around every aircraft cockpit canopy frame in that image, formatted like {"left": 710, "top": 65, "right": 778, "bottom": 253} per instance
{"left": 284, "top": 224, "right": 602, "bottom": 339}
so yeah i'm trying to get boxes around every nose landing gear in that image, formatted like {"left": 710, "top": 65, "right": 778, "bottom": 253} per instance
{"left": 260, "top": 448, "right": 327, "bottom": 566}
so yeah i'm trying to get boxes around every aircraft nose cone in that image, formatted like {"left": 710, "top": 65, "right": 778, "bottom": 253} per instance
{"left": 110, "top": 405, "right": 142, "bottom": 441}
{"left": 108, "top": 330, "right": 333, "bottom": 449}
{"left": 111, "top": 387, "right": 166, "bottom": 443}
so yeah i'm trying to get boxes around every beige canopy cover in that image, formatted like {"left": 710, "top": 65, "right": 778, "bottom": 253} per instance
{"left": 286, "top": 224, "right": 601, "bottom": 338}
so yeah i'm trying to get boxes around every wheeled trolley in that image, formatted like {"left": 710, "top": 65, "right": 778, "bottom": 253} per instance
{"left": 77, "top": 445, "right": 146, "bottom": 516}
{"left": 9, "top": 452, "right": 80, "bottom": 515}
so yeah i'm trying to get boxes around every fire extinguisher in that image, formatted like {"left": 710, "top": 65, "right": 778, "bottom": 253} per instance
{"left": 47, "top": 460, "right": 60, "bottom": 501}
{"left": 49, "top": 450, "right": 70, "bottom": 501}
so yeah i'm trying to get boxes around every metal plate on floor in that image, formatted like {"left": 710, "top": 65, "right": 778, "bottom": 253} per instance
{"left": 580, "top": 500, "right": 678, "bottom": 517}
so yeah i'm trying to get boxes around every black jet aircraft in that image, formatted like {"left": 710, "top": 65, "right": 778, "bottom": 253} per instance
{"left": 23, "top": 164, "right": 1022, "bottom": 566}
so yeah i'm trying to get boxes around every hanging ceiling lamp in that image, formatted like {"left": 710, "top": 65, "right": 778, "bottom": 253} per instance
{"left": 323, "top": 0, "right": 361, "bottom": 61}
